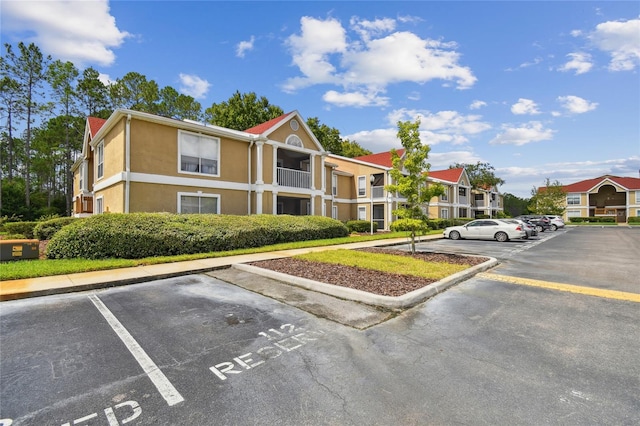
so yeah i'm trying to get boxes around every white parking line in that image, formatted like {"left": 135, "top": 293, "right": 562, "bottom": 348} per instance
{"left": 88, "top": 294, "right": 184, "bottom": 406}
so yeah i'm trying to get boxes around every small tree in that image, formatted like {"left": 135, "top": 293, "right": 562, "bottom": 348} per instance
{"left": 529, "top": 178, "right": 566, "bottom": 215}
{"left": 386, "top": 120, "right": 444, "bottom": 253}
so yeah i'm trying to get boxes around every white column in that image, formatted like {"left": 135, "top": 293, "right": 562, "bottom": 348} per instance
{"left": 310, "top": 153, "right": 316, "bottom": 190}
{"left": 320, "top": 155, "right": 326, "bottom": 192}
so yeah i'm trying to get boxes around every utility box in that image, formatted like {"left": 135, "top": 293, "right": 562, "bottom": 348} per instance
{"left": 0, "top": 239, "right": 39, "bottom": 261}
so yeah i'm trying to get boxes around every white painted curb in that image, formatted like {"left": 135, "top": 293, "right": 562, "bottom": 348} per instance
{"left": 233, "top": 255, "right": 498, "bottom": 310}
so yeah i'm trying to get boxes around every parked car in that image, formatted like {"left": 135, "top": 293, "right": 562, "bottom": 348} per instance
{"left": 545, "top": 215, "right": 565, "bottom": 231}
{"left": 443, "top": 219, "right": 527, "bottom": 242}
{"left": 502, "top": 219, "right": 537, "bottom": 239}
{"left": 516, "top": 215, "right": 551, "bottom": 233}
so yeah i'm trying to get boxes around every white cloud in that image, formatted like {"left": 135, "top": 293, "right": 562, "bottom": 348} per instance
{"left": 236, "top": 36, "right": 255, "bottom": 58}
{"left": 344, "top": 128, "right": 400, "bottom": 152}
{"left": 178, "top": 73, "right": 211, "bottom": 99}
{"left": 469, "top": 100, "right": 487, "bottom": 110}
{"left": 1, "top": 0, "right": 130, "bottom": 67}
{"left": 558, "top": 52, "right": 593, "bottom": 74}
{"left": 428, "top": 151, "right": 483, "bottom": 170}
{"left": 350, "top": 17, "right": 396, "bottom": 41}
{"left": 322, "top": 90, "right": 389, "bottom": 107}
{"left": 98, "top": 73, "right": 113, "bottom": 85}
{"left": 511, "top": 98, "right": 541, "bottom": 115}
{"left": 556, "top": 95, "right": 598, "bottom": 114}
{"left": 490, "top": 121, "right": 555, "bottom": 146}
{"left": 586, "top": 17, "right": 640, "bottom": 71}
{"left": 283, "top": 16, "right": 477, "bottom": 100}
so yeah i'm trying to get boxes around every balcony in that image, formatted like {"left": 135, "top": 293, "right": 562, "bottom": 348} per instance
{"left": 372, "top": 186, "right": 385, "bottom": 198}
{"left": 277, "top": 167, "right": 311, "bottom": 189}
{"left": 75, "top": 195, "right": 93, "bottom": 214}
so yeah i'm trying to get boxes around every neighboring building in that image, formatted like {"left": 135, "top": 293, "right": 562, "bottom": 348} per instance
{"left": 470, "top": 185, "right": 503, "bottom": 218}
{"left": 560, "top": 175, "right": 640, "bottom": 223}
{"left": 72, "top": 109, "right": 504, "bottom": 229}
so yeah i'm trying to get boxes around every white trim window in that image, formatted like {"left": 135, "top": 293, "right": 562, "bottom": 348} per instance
{"left": 332, "top": 173, "right": 338, "bottom": 196}
{"left": 566, "top": 210, "right": 581, "bottom": 218}
{"left": 567, "top": 194, "right": 581, "bottom": 205}
{"left": 636, "top": 209, "right": 640, "bottom": 217}
{"left": 332, "top": 205, "right": 338, "bottom": 219}
{"left": 178, "top": 130, "right": 220, "bottom": 176}
{"left": 178, "top": 192, "right": 220, "bottom": 214}
{"left": 458, "top": 187, "right": 466, "bottom": 197}
{"left": 96, "top": 141, "right": 104, "bottom": 180}
{"left": 441, "top": 191, "right": 448, "bottom": 202}
{"left": 358, "top": 175, "right": 366, "bottom": 197}
{"left": 358, "top": 206, "right": 366, "bottom": 220}
{"left": 441, "top": 208, "right": 449, "bottom": 219}
{"left": 636, "top": 191, "right": 640, "bottom": 204}
{"left": 95, "top": 196, "right": 104, "bottom": 214}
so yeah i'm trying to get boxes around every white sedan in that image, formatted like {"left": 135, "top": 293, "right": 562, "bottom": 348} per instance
{"left": 443, "top": 219, "right": 527, "bottom": 242}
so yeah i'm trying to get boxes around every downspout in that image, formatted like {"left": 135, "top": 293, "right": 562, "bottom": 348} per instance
{"left": 247, "top": 138, "right": 255, "bottom": 215}
{"left": 125, "top": 114, "right": 131, "bottom": 213}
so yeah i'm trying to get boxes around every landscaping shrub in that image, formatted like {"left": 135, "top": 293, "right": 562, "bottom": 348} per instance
{"left": 569, "top": 216, "right": 616, "bottom": 223}
{"left": 3, "top": 221, "right": 38, "bottom": 239}
{"left": 34, "top": 217, "right": 81, "bottom": 240}
{"left": 346, "top": 220, "right": 377, "bottom": 233}
{"left": 628, "top": 217, "right": 640, "bottom": 224}
{"left": 46, "top": 213, "right": 349, "bottom": 259}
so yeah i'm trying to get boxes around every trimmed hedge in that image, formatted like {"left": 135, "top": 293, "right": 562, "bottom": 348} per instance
{"left": 628, "top": 217, "right": 640, "bottom": 223}
{"left": 3, "top": 221, "right": 38, "bottom": 239}
{"left": 569, "top": 217, "right": 616, "bottom": 223}
{"left": 346, "top": 220, "right": 378, "bottom": 233}
{"left": 34, "top": 217, "right": 81, "bottom": 240}
{"left": 425, "top": 218, "right": 474, "bottom": 229}
{"left": 46, "top": 213, "right": 349, "bottom": 259}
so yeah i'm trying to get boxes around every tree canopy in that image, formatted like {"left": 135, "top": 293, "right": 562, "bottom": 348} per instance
{"left": 204, "top": 91, "right": 284, "bottom": 131}
{"left": 451, "top": 161, "right": 505, "bottom": 190}
{"left": 529, "top": 178, "right": 566, "bottom": 215}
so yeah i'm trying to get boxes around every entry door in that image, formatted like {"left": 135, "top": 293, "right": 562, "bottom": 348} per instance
{"left": 617, "top": 209, "right": 626, "bottom": 223}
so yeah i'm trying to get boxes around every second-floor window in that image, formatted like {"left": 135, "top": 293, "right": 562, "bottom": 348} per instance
{"left": 441, "top": 192, "right": 448, "bottom": 201}
{"left": 96, "top": 141, "right": 104, "bottom": 179}
{"left": 332, "top": 174, "right": 338, "bottom": 196}
{"left": 358, "top": 176, "right": 366, "bottom": 197}
{"left": 179, "top": 130, "right": 220, "bottom": 176}
{"left": 567, "top": 194, "right": 580, "bottom": 205}
{"left": 459, "top": 187, "right": 466, "bottom": 197}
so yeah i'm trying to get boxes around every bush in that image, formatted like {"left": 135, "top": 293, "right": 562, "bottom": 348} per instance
{"left": 1, "top": 234, "right": 27, "bottom": 240}
{"left": 628, "top": 217, "right": 640, "bottom": 223}
{"left": 46, "top": 213, "right": 349, "bottom": 259}
{"left": 3, "top": 221, "right": 38, "bottom": 239}
{"left": 569, "top": 216, "right": 616, "bottom": 223}
{"left": 34, "top": 217, "right": 80, "bottom": 240}
{"left": 346, "top": 220, "right": 377, "bottom": 233}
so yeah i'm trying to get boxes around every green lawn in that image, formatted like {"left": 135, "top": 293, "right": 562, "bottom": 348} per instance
{"left": 1, "top": 231, "right": 441, "bottom": 281}
{"left": 295, "top": 249, "right": 470, "bottom": 280}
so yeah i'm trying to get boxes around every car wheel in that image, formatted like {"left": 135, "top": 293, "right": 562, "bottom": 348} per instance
{"left": 449, "top": 230, "right": 461, "bottom": 240}
{"left": 551, "top": 224, "right": 558, "bottom": 231}
{"left": 495, "top": 231, "right": 508, "bottom": 242}
{"left": 536, "top": 225, "right": 543, "bottom": 232}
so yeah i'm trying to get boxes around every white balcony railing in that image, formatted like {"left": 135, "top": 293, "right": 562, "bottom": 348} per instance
{"left": 372, "top": 186, "right": 384, "bottom": 198}
{"left": 277, "top": 167, "right": 311, "bottom": 189}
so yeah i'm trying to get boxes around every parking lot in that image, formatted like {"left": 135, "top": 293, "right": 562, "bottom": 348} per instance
{"left": 1, "top": 227, "right": 639, "bottom": 425}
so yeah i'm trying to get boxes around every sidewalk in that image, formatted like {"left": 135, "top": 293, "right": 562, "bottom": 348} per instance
{"left": 1, "top": 235, "right": 442, "bottom": 301}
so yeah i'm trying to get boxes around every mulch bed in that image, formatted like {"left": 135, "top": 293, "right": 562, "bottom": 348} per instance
{"left": 249, "top": 248, "right": 488, "bottom": 297}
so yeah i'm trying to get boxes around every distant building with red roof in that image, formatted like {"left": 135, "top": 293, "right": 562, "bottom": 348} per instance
{"left": 542, "top": 175, "right": 640, "bottom": 223}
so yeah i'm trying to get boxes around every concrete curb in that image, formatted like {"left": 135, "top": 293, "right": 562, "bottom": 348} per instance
{"left": 232, "top": 255, "right": 498, "bottom": 310}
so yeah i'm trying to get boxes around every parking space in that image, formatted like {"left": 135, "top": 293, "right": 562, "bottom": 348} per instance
{"left": 1, "top": 227, "right": 638, "bottom": 425}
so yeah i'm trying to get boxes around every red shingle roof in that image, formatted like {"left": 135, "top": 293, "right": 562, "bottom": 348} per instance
{"left": 88, "top": 117, "right": 107, "bottom": 137}
{"left": 244, "top": 112, "right": 293, "bottom": 134}
{"left": 354, "top": 149, "right": 405, "bottom": 167}
{"left": 428, "top": 167, "right": 464, "bottom": 183}
{"left": 562, "top": 175, "right": 640, "bottom": 192}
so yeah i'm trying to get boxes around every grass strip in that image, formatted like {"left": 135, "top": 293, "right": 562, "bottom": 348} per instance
{"left": 295, "top": 249, "right": 470, "bottom": 280}
{"left": 1, "top": 231, "right": 440, "bottom": 280}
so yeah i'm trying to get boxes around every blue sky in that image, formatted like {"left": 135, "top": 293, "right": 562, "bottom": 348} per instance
{"left": 2, "top": 1, "right": 639, "bottom": 198}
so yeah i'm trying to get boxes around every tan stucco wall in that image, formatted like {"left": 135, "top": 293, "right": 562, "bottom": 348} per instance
{"left": 128, "top": 120, "right": 249, "bottom": 183}
{"left": 97, "top": 182, "right": 124, "bottom": 213}
{"left": 100, "top": 118, "right": 125, "bottom": 183}
{"left": 128, "top": 182, "right": 249, "bottom": 214}
{"left": 267, "top": 118, "right": 322, "bottom": 152}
